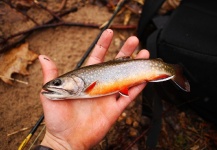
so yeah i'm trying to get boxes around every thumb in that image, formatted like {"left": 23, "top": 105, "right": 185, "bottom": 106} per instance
{"left": 39, "top": 55, "right": 61, "bottom": 116}
{"left": 38, "top": 55, "right": 58, "bottom": 84}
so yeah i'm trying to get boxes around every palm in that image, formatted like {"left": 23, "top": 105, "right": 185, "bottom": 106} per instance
{"left": 39, "top": 29, "right": 149, "bottom": 149}
{"left": 42, "top": 96, "right": 115, "bottom": 145}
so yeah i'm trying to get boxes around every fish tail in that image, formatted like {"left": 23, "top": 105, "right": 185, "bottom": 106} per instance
{"left": 171, "top": 64, "right": 190, "bottom": 92}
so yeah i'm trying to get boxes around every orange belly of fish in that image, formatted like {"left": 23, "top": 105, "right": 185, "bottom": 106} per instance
{"left": 86, "top": 73, "right": 163, "bottom": 96}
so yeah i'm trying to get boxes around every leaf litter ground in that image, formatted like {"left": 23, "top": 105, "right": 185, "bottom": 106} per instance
{"left": 0, "top": 1, "right": 217, "bottom": 149}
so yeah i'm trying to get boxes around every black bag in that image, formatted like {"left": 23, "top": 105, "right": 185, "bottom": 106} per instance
{"left": 138, "top": 0, "right": 217, "bottom": 126}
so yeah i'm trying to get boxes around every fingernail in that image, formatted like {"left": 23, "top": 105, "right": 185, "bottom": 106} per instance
{"left": 106, "top": 29, "right": 113, "bottom": 34}
{"left": 39, "top": 55, "right": 50, "bottom": 61}
{"left": 43, "top": 57, "right": 50, "bottom": 61}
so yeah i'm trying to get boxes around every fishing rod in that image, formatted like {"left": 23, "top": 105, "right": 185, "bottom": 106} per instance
{"left": 76, "top": 0, "right": 127, "bottom": 68}
{"left": 18, "top": 0, "right": 128, "bottom": 149}
{"left": 18, "top": 115, "right": 44, "bottom": 150}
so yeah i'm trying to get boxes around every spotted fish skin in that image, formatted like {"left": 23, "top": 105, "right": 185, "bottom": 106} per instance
{"left": 72, "top": 59, "right": 173, "bottom": 94}
{"left": 42, "top": 58, "right": 190, "bottom": 100}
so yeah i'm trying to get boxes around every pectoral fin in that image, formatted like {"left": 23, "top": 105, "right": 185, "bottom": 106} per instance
{"left": 84, "top": 81, "right": 97, "bottom": 93}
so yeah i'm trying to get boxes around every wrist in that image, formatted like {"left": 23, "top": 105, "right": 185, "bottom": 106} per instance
{"left": 41, "top": 131, "right": 88, "bottom": 150}
{"left": 33, "top": 145, "right": 53, "bottom": 150}
{"left": 41, "top": 132, "right": 70, "bottom": 150}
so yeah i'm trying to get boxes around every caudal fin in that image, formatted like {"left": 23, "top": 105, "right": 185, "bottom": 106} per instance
{"left": 171, "top": 65, "right": 190, "bottom": 92}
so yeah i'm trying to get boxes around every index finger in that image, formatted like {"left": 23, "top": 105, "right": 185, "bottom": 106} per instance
{"left": 86, "top": 29, "right": 113, "bottom": 65}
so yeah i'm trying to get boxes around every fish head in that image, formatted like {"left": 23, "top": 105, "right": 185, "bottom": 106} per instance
{"left": 42, "top": 75, "right": 85, "bottom": 100}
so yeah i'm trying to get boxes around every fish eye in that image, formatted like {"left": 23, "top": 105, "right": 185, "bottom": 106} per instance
{"left": 52, "top": 79, "right": 62, "bottom": 86}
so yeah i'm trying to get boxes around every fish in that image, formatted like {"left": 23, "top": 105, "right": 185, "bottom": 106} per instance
{"left": 42, "top": 57, "right": 190, "bottom": 100}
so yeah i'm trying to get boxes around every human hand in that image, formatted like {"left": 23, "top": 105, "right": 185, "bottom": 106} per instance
{"left": 39, "top": 29, "right": 150, "bottom": 150}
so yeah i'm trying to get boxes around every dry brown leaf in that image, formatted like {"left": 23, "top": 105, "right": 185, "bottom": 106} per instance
{"left": 11, "top": 0, "right": 35, "bottom": 10}
{"left": 159, "top": 0, "right": 181, "bottom": 15}
{"left": 124, "top": 10, "right": 132, "bottom": 25}
{"left": 190, "top": 145, "right": 200, "bottom": 150}
{"left": 179, "top": 112, "right": 188, "bottom": 129}
{"left": 0, "top": 43, "right": 38, "bottom": 84}
{"left": 133, "top": 0, "right": 144, "bottom": 5}
{"left": 205, "top": 131, "right": 217, "bottom": 146}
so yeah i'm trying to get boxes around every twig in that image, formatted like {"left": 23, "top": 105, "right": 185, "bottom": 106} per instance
{"left": 7, "top": 127, "right": 29, "bottom": 137}
{"left": 0, "top": 33, "right": 30, "bottom": 54}
{"left": 1, "top": 22, "right": 96, "bottom": 43}
{"left": 7, "top": 122, "right": 45, "bottom": 137}
{"left": 1, "top": 0, "right": 138, "bottom": 53}
{"left": 0, "top": 6, "right": 78, "bottom": 53}
{"left": 55, "top": 5, "right": 78, "bottom": 17}
{"left": 1, "top": 22, "right": 136, "bottom": 45}
{"left": 57, "top": 0, "right": 67, "bottom": 12}
{"left": 0, "top": 23, "right": 135, "bottom": 54}
{"left": 123, "top": 128, "right": 149, "bottom": 150}
{"left": 3, "top": 0, "right": 39, "bottom": 25}
{"left": 0, "top": 75, "right": 28, "bottom": 85}
{"left": 111, "top": 24, "right": 137, "bottom": 29}
{"left": 125, "top": 4, "right": 141, "bottom": 15}
{"left": 34, "top": 0, "right": 63, "bottom": 22}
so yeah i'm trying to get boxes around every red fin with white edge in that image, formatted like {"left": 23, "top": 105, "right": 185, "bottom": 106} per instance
{"left": 119, "top": 88, "right": 129, "bottom": 97}
{"left": 150, "top": 75, "right": 174, "bottom": 82}
{"left": 84, "top": 81, "right": 97, "bottom": 93}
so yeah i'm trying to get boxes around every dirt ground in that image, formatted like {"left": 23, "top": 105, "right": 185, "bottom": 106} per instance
{"left": 0, "top": 1, "right": 217, "bottom": 150}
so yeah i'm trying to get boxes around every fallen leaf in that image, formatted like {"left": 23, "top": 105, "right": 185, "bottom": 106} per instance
{"left": 11, "top": 0, "right": 35, "bottom": 10}
{"left": 133, "top": 0, "right": 144, "bottom": 5}
{"left": 190, "top": 145, "right": 200, "bottom": 150}
{"left": 205, "top": 131, "right": 217, "bottom": 146}
{"left": 124, "top": 10, "right": 132, "bottom": 25}
{"left": 159, "top": 0, "right": 181, "bottom": 15}
{"left": 0, "top": 43, "right": 38, "bottom": 84}
{"left": 179, "top": 112, "right": 187, "bottom": 129}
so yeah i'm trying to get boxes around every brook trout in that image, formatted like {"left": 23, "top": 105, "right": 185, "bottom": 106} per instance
{"left": 42, "top": 58, "right": 190, "bottom": 100}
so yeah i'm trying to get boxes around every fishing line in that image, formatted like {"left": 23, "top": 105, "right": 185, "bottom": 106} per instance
{"left": 18, "top": 0, "right": 127, "bottom": 149}
{"left": 28, "top": 125, "right": 46, "bottom": 150}
{"left": 18, "top": 115, "right": 44, "bottom": 150}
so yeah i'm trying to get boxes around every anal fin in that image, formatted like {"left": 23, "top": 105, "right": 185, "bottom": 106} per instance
{"left": 119, "top": 88, "right": 129, "bottom": 97}
{"left": 150, "top": 75, "right": 174, "bottom": 82}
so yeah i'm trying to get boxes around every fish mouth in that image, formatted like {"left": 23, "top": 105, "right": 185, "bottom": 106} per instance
{"left": 42, "top": 87, "right": 70, "bottom": 100}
